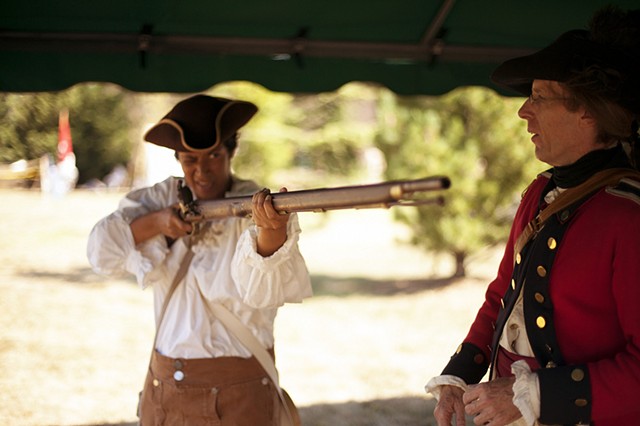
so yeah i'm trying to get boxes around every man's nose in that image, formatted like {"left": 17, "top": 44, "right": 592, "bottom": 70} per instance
{"left": 518, "top": 99, "right": 533, "bottom": 120}
{"left": 195, "top": 159, "right": 211, "bottom": 175}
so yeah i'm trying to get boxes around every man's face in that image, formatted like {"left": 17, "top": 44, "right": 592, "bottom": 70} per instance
{"left": 177, "top": 146, "right": 232, "bottom": 200}
{"left": 518, "top": 80, "right": 599, "bottom": 167}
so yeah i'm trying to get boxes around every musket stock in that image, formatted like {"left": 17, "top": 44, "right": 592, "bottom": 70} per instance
{"left": 179, "top": 176, "right": 450, "bottom": 222}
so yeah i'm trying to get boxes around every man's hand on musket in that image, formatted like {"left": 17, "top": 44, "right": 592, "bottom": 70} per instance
{"left": 130, "top": 204, "right": 193, "bottom": 246}
{"left": 252, "top": 187, "right": 289, "bottom": 257}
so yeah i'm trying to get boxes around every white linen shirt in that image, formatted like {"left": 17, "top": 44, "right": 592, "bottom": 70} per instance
{"left": 87, "top": 176, "right": 312, "bottom": 359}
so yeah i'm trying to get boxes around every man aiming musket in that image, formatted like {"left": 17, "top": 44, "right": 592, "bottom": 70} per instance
{"left": 88, "top": 95, "right": 312, "bottom": 426}
{"left": 87, "top": 94, "right": 449, "bottom": 426}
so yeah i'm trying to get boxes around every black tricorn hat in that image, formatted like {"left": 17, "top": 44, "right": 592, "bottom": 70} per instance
{"left": 491, "top": 29, "right": 640, "bottom": 113}
{"left": 144, "top": 95, "right": 258, "bottom": 152}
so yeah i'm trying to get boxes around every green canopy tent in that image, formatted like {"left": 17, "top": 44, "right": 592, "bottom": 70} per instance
{"left": 1, "top": 0, "right": 638, "bottom": 95}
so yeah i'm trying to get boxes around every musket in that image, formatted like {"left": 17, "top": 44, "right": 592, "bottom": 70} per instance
{"left": 178, "top": 175, "right": 450, "bottom": 222}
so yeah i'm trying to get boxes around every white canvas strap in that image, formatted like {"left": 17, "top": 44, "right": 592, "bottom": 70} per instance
{"left": 153, "top": 241, "right": 194, "bottom": 349}
{"left": 207, "top": 301, "right": 297, "bottom": 426}
{"left": 154, "top": 231, "right": 297, "bottom": 425}
{"left": 209, "top": 302, "right": 281, "bottom": 387}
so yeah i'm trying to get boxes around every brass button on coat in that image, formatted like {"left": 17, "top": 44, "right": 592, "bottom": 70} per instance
{"left": 574, "top": 398, "right": 588, "bottom": 407}
{"left": 516, "top": 253, "right": 522, "bottom": 264}
{"left": 153, "top": 379, "right": 160, "bottom": 387}
{"left": 535, "top": 292, "right": 545, "bottom": 303}
{"left": 511, "top": 279, "right": 516, "bottom": 290}
{"left": 536, "top": 316, "right": 546, "bottom": 328}
{"left": 571, "top": 368, "right": 585, "bottom": 382}
{"left": 560, "top": 210, "right": 570, "bottom": 221}
{"left": 547, "top": 237, "right": 557, "bottom": 250}
{"left": 473, "top": 354, "right": 485, "bottom": 364}
{"left": 537, "top": 266, "right": 547, "bottom": 277}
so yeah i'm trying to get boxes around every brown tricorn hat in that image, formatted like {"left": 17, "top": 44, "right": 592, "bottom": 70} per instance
{"left": 143, "top": 95, "right": 258, "bottom": 152}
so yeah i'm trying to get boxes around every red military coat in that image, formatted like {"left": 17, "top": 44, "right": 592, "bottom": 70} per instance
{"left": 443, "top": 170, "right": 640, "bottom": 425}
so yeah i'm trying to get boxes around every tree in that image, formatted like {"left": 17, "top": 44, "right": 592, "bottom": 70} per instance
{"left": 0, "top": 92, "right": 59, "bottom": 163}
{"left": 374, "top": 87, "right": 541, "bottom": 277}
{"left": 61, "top": 84, "right": 133, "bottom": 184}
{"left": 0, "top": 84, "right": 133, "bottom": 185}
{"left": 210, "top": 82, "right": 371, "bottom": 190}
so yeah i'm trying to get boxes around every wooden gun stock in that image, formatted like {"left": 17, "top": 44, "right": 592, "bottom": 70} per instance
{"left": 179, "top": 175, "right": 450, "bottom": 222}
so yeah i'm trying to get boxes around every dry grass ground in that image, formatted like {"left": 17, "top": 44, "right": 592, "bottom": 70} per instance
{"left": 0, "top": 188, "right": 501, "bottom": 426}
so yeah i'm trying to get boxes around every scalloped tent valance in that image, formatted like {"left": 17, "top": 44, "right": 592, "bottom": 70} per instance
{"left": 1, "top": 0, "right": 636, "bottom": 95}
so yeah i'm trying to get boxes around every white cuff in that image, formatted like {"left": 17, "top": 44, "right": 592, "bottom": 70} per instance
{"left": 424, "top": 375, "right": 468, "bottom": 400}
{"left": 511, "top": 360, "right": 540, "bottom": 426}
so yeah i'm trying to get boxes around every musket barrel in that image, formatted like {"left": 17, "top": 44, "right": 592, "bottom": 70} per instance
{"left": 184, "top": 176, "right": 450, "bottom": 221}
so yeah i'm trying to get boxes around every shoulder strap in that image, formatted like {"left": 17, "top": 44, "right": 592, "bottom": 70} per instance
{"left": 197, "top": 296, "right": 297, "bottom": 426}
{"left": 153, "top": 242, "right": 194, "bottom": 348}
{"left": 152, "top": 234, "right": 298, "bottom": 425}
{"left": 514, "top": 168, "right": 640, "bottom": 259}
{"left": 209, "top": 303, "right": 281, "bottom": 386}
{"left": 208, "top": 302, "right": 298, "bottom": 426}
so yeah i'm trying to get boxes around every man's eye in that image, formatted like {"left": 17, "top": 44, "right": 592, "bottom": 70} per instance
{"left": 529, "top": 94, "right": 543, "bottom": 103}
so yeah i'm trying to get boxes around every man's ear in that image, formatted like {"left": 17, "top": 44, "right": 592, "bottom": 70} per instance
{"left": 579, "top": 108, "right": 598, "bottom": 129}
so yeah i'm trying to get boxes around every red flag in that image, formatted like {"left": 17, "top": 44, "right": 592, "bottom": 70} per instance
{"left": 57, "top": 109, "right": 73, "bottom": 162}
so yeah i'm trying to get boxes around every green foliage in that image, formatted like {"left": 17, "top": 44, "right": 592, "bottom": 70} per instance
{"left": 209, "top": 82, "right": 298, "bottom": 187}
{"left": 0, "top": 93, "right": 59, "bottom": 162}
{"left": 209, "top": 82, "right": 368, "bottom": 188}
{"left": 374, "top": 87, "right": 541, "bottom": 276}
{"left": 0, "top": 84, "right": 133, "bottom": 185}
{"left": 63, "top": 84, "right": 133, "bottom": 184}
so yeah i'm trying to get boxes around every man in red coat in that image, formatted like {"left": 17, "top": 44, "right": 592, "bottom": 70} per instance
{"left": 426, "top": 6, "right": 640, "bottom": 426}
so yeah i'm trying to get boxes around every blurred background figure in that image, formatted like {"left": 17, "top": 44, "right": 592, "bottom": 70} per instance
{"left": 41, "top": 109, "right": 78, "bottom": 197}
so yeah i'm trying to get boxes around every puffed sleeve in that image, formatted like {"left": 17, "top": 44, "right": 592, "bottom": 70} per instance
{"left": 230, "top": 212, "right": 312, "bottom": 308}
{"left": 87, "top": 177, "right": 178, "bottom": 288}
